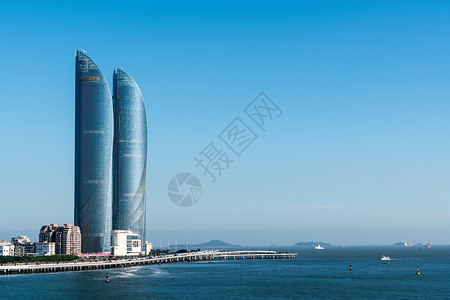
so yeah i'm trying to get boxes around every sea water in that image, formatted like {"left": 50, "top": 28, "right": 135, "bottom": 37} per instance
{"left": 1, "top": 246, "right": 449, "bottom": 299}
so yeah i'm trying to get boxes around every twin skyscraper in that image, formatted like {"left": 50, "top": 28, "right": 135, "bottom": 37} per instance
{"left": 74, "top": 50, "right": 147, "bottom": 253}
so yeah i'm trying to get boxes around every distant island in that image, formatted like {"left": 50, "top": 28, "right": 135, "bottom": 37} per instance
{"left": 393, "top": 242, "right": 424, "bottom": 246}
{"left": 293, "top": 241, "right": 332, "bottom": 247}
{"left": 393, "top": 242, "right": 406, "bottom": 246}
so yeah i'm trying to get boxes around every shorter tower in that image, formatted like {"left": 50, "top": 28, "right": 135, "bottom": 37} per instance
{"left": 112, "top": 68, "right": 147, "bottom": 247}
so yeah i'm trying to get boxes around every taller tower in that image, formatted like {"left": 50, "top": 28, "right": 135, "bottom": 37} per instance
{"left": 112, "top": 68, "right": 147, "bottom": 246}
{"left": 74, "top": 50, "right": 113, "bottom": 253}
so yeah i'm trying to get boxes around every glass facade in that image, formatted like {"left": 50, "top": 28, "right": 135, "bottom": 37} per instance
{"left": 113, "top": 69, "right": 147, "bottom": 247}
{"left": 74, "top": 51, "right": 113, "bottom": 253}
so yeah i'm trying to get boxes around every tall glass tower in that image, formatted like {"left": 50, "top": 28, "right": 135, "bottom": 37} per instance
{"left": 74, "top": 50, "right": 113, "bottom": 253}
{"left": 113, "top": 68, "right": 147, "bottom": 246}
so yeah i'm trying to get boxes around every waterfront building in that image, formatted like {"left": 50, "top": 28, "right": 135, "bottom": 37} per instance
{"left": 13, "top": 245, "right": 26, "bottom": 256}
{"left": 11, "top": 236, "right": 34, "bottom": 256}
{"left": 35, "top": 242, "right": 56, "bottom": 256}
{"left": 24, "top": 243, "right": 35, "bottom": 255}
{"left": 55, "top": 224, "right": 82, "bottom": 255}
{"left": 14, "top": 243, "right": 37, "bottom": 256}
{"left": 11, "top": 236, "right": 31, "bottom": 245}
{"left": 75, "top": 50, "right": 114, "bottom": 253}
{"left": 39, "top": 224, "right": 59, "bottom": 243}
{"left": 0, "top": 241, "right": 14, "bottom": 256}
{"left": 112, "top": 68, "right": 147, "bottom": 247}
{"left": 110, "top": 230, "right": 141, "bottom": 256}
{"left": 38, "top": 224, "right": 81, "bottom": 255}
{"left": 145, "top": 241, "right": 153, "bottom": 255}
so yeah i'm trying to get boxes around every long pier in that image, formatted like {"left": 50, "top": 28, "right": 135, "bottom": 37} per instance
{"left": 0, "top": 250, "right": 297, "bottom": 275}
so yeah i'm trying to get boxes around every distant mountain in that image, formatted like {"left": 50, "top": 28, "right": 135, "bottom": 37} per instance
{"left": 167, "top": 240, "right": 241, "bottom": 250}
{"left": 393, "top": 242, "right": 411, "bottom": 246}
{"left": 193, "top": 240, "right": 241, "bottom": 248}
{"left": 293, "top": 241, "right": 332, "bottom": 247}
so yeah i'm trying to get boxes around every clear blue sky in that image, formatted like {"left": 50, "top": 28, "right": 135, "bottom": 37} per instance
{"left": 0, "top": 0, "right": 449, "bottom": 246}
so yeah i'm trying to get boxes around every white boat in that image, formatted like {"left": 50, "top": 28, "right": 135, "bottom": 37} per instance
{"left": 315, "top": 244, "right": 324, "bottom": 250}
{"left": 380, "top": 255, "right": 391, "bottom": 261}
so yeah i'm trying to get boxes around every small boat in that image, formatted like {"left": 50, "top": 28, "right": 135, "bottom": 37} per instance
{"left": 425, "top": 243, "right": 431, "bottom": 248}
{"left": 403, "top": 243, "right": 412, "bottom": 247}
{"left": 380, "top": 255, "right": 391, "bottom": 261}
{"left": 315, "top": 244, "right": 324, "bottom": 250}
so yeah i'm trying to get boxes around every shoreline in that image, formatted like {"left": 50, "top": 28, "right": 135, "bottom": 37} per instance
{"left": 0, "top": 250, "right": 297, "bottom": 276}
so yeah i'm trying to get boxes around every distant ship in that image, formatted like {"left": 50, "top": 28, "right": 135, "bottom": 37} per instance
{"left": 425, "top": 243, "right": 431, "bottom": 248}
{"left": 315, "top": 244, "right": 325, "bottom": 250}
{"left": 380, "top": 255, "right": 391, "bottom": 261}
{"left": 403, "top": 243, "right": 412, "bottom": 247}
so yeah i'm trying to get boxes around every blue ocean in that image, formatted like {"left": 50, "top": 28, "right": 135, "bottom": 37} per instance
{"left": 1, "top": 246, "right": 449, "bottom": 299}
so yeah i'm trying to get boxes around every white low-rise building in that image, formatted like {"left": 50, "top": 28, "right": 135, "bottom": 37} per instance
{"left": 145, "top": 242, "right": 153, "bottom": 255}
{"left": 35, "top": 242, "right": 56, "bottom": 256}
{"left": 11, "top": 236, "right": 31, "bottom": 245}
{"left": 0, "top": 241, "right": 14, "bottom": 256}
{"left": 111, "top": 230, "right": 141, "bottom": 256}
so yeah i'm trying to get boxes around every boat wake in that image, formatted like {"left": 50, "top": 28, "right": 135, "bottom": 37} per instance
{"left": 114, "top": 269, "right": 139, "bottom": 279}
{"left": 147, "top": 267, "right": 173, "bottom": 277}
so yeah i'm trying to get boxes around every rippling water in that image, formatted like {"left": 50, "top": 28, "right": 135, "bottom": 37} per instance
{"left": 1, "top": 246, "right": 449, "bottom": 299}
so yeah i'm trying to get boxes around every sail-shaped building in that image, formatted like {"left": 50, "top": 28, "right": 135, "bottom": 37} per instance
{"left": 112, "top": 68, "right": 147, "bottom": 247}
{"left": 74, "top": 51, "right": 114, "bottom": 253}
